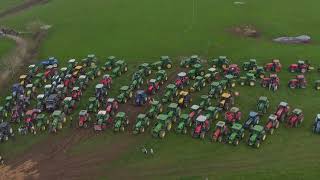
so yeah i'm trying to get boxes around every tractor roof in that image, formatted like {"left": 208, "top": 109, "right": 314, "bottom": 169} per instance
{"left": 26, "top": 84, "right": 33, "bottom": 88}
{"left": 149, "top": 79, "right": 156, "bottom": 83}
{"left": 180, "top": 114, "right": 189, "bottom": 119}
{"left": 75, "top": 66, "right": 83, "bottom": 70}
{"left": 116, "top": 112, "right": 126, "bottom": 117}
{"left": 231, "top": 123, "right": 243, "bottom": 131}
{"left": 64, "top": 97, "right": 72, "bottom": 101}
{"left": 193, "top": 63, "right": 202, "bottom": 68}
{"left": 103, "top": 74, "right": 110, "bottom": 78}
{"left": 120, "top": 86, "right": 129, "bottom": 91}
{"left": 167, "top": 84, "right": 176, "bottom": 89}
{"left": 201, "top": 95, "right": 209, "bottom": 99}
{"left": 168, "top": 103, "right": 178, "bottom": 109}
{"left": 79, "top": 110, "right": 88, "bottom": 115}
{"left": 79, "top": 75, "right": 86, "bottom": 79}
{"left": 269, "top": 114, "right": 277, "bottom": 121}
{"left": 52, "top": 110, "right": 62, "bottom": 116}
{"left": 207, "top": 106, "right": 217, "bottom": 112}
{"left": 26, "top": 110, "right": 34, "bottom": 115}
{"left": 137, "top": 113, "right": 146, "bottom": 119}
{"left": 96, "top": 84, "right": 104, "bottom": 89}
{"left": 219, "top": 56, "right": 227, "bottom": 59}
{"left": 36, "top": 114, "right": 45, "bottom": 119}
{"left": 136, "top": 90, "right": 145, "bottom": 95}
{"left": 19, "top": 74, "right": 27, "bottom": 79}
{"left": 36, "top": 73, "right": 43, "bottom": 77}
{"left": 191, "top": 55, "right": 199, "bottom": 59}
{"left": 196, "top": 76, "right": 203, "bottom": 80}
{"left": 68, "top": 59, "right": 76, "bottom": 63}
{"left": 179, "top": 91, "right": 189, "bottom": 96}
{"left": 229, "top": 64, "right": 238, "bottom": 68}
{"left": 29, "top": 64, "right": 36, "bottom": 68}
{"left": 250, "top": 59, "right": 257, "bottom": 63}
{"left": 72, "top": 87, "right": 80, "bottom": 91}
{"left": 221, "top": 93, "right": 231, "bottom": 98}
{"left": 157, "top": 114, "right": 169, "bottom": 121}
{"left": 315, "top": 80, "right": 320, "bottom": 83}
{"left": 252, "top": 125, "right": 264, "bottom": 132}
{"left": 317, "top": 114, "right": 320, "bottom": 120}
{"left": 279, "top": 102, "right": 288, "bottom": 107}
{"left": 139, "top": 63, "right": 149, "bottom": 67}
{"left": 89, "top": 97, "right": 97, "bottom": 101}
{"left": 161, "top": 56, "right": 169, "bottom": 60}
{"left": 98, "top": 110, "right": 107, "bottom": 115}
{"left": 116, "top": 60, "right": 125, "bottom": 64}
{"left": 230, "top": 107, "right": 240, "bottom": 113}
{"left": 57, "top": 84, "right": 64, "bottom": 88}
{"left": 297, "top": 74, "right": 305, "bottom": 79}
{"left": 196, "top": 115, "right": 207, "bottom": 122}
{"left": 108, "top": 56, "right": 116, "bottom": 60}
{"left": 298, "top": 60, "right": 305, "bottom": 64}
{"left": 225, "top": 74, "right": 234, "bottom": 79}
{"left": 107, "top": 98, "right": 115, "bottom": 102}
{"left": 191, "top": 104, "right": 200, "bottom": 111}
{"left": 273, "top": 59, "right": 280, "bottom": 63}
{"left": 216, "top": 121, "right": 225, "bottom": 128}
{"left": 249, "top": 111, "right": 258, "bottom": 117}
{"left": 45, "top": 84, "right": 52, "bottom": 88}
{"left": 208, "top": 67, "right": 217, "bottom": 72}
{"left": 211, "top": 81, "right": 220, "bottom": 86}
{"left": 37, "top": 94, "right": 45, "bottom": 99}
{"left": 150, "top": 100, "right": 159, "bottom": 106}
{"left": 178, "top": 72, "right": 187, "bottom": 77}
{"left": 292, "top": 108, "right": 302, "bottom": 115}
{"left": 270, "top": 74, "right": 277, "bottom": 78}
{"left": 259, "top": 96, "right": 268, "bottom": 101}
{"left": 61, "top": 67, "right": 67, "bottom": 71}
{"left": 247, "top": 73, "right": 255, "bottom": 77}
{"left": 87, "top": 54, "right": 95, "bottom": 58}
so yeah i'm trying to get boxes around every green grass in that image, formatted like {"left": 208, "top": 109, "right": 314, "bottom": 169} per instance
{"left": 0, "top": 38, "right": 15, "bottom": 60}
{"left": 0, "top": 0, "right": 23, "bottom": 13}
{"left": 1, "top": 0, "right": 320, "bottom": 179}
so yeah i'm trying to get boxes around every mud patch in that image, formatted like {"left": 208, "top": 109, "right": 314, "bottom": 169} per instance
{"left": 229, "top": 25, "right": 260, "bottom": 38}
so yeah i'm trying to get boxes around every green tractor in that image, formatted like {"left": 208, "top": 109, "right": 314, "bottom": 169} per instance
{"left": 227, "top": 123, "right": 245, "bottom": 146}
{"left": 204, "top": 68, "right": 221, "bottom": 82}
{"left": 117, "top": 86, "right": 133, "bottom": 103}
{"left": 59, "top": 67, "right": 69, "bottom": 78}
{"left": 0, "top": 106, "right": 9, "bottom": 122}
{"left": 242, "top": 59, "right": 258, "bottom": 71}
{"left": 166, "top": 103, "right": 181, "bottom": 123}
{"left": 33, "top": 73, "right": 46, "bottom": 88}
{"left": 156, "top": 70, "right": 168, "bottom": 84}
{"left": 175, "top": 114, "right": 192, "bottom": 134}
{"left": 82, "top": 54, "right": 97, "bottom": 67}
{"left": 94, "top": 110, "right": 111, "bottom": 131}
{"left": 225, "top": 74, "right": 236, "bottom": 89}
{"left": 180, "top": 55, "right": 201, "bottom": 68}
{"left": 315, "top": 80, "right": 320, "bottom": 90}
{"left": 56, "top": 84, "right": 67, "bottom": 100}
{"left": 103, "top": 56, "right": 117, "bottom": 71}
{"left": 209, "top": 82, "right": 223, "bottom": 99}
{"left": 147, "top": 100, "right": 163, "bottom": 118}
{"left": 190, "top": 76, "right": 206, "bottom": 92}
{"left": 247, "top": 125, "right": 267, "bottom": 148}
{"left": 36, "top": 94, "right": 46, "bottom": 111}
{"left": 112, "top": 60, "right": 128, "bottom": 77}
{"left": 257, "top": 96, "right": 269, "bottom": 114}
{"left": 138, "top": 63, "right": 152, "bottom": 76}
{"left": 187, "top": 63, "right": 205, "bottom": 80}
{"left": 67, "top": 59, "right": 78, "bottom": 71}
{"left": 151, "top": 56, "right": 173, "bottom": 70}
{"left": 63, "top": 97, "right": 76, "bottom": 115}
{"left": 130, "top": 71, "right": 144, "bottom": 90}
{"left": 152, "top": 114, "right": 172, "bottom": 138}
{"left": 205, "top": 106, "right": 220, "bottom": 121}
{"left": 251, "top": 66, "right": 265, "bottom": 79}
{"left": 87, "top": 97, "right": 100, "bottom": 113}
{"left": 162, "top": 84, "right": 178, "bottom": 103}
{"left": 77, "top": 75, "right": 89, "bottom": 90}
{"left": 239, "top": 73, "right": 256, "bottom": 86}
{"left": 199, "top": 95, "right": 211, "bottom": 110}
{"left": 86, "top": 64, "right": 101, "bottom": 80}
{"left": 133, "top": 114, "right": 150, "bottom": 134}
{"left": 49, "top": 110, "right": 66, "bottom": 133}
{"left": 113, "top": 112, "right": 129, "bottom": 132}
{"left": 35, "top": 114, "right": 49, "bottom": 132}
{"left": 25, "top": 84, "right": 36, "bottom": 100}
{"left": 209, "top": 56, "right": 229, "bottom": 69}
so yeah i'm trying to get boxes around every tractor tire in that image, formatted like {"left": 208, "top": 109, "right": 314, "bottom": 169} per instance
{"left": 33, "top": 130, "right": 37, "bottom": 135}
{"left": 240, "top": 82, "right": 245, "bottom": 86}
{"left": 140, "top": 127, "right": 145, "bottom": 133}
{"left": 124, "top": 66, "right": 128, "bottom": 72}
{"left": 84, "top": 123, "right": 88, "bottom": 129}
{"left": 97, "top": 71, "right": 101, "bottom": 76}
{"left": 262, "top": 134, "right": 266, "bottom": 141}
{"left": 124, "top": 98, "right": 127, "bottom": 103}
{"left": 167, "top": 122, "right": 172, "bottom": 131}
{"left": 255, "top": 141, "right": 261, "bottom": 148}
{"left": 183, "top": 127, "right": 187, "bottom": 134}
{"left": 280, "top": 114, "right": 285, "bottom": 122}
{"left": 160, "top": 107, "right": 163, "bottom": 113}
{"left": 126, "top": 119, "right": 130, "bottom": 125}
{"left": 200, "top": 71, "right": 205, "bottom": 76}
{"left": 200, "top": 132, "right": 205, "bottom": 139}
{"left": 146, "top": 120, "right": 150, "bottom": 127}
{"left": 63, "top": 117, "right": 67, "bottom": 123}
{"left": 58, "top": 123, "right": 63, "bottom": 129}
{"left": 42, "top": 126, "right": 46, "bottom": 131}
{"left": 120, "top": 126, "right": 125, "bottom": 132}
{"left": 275, "top": 121, "right": 280, "bottom": 129}
{"left": 234, "top": 139, "right": 239, "bottom": 146}
{"left": 215, "top": 113, "right": 219, "bottom": 120}
{"left": 148, "top": 70, "right": 152, "bottom": 75}
{"left": 167, "top": 64, "right": 172, "bottom": 69}
{"left": 250, "top": 81, "right": 255, "bottom": 86}
{"left": 4, "top": 136, "right": 9, "bottom": 141}
{"left": 159, "top": 130, "right": 166, "bottom": 138}
{"left": 186, "top": 65, "right": 189, "bottom": 68}
{"left": 241, "top": 132, "right": 245, "bottom": 139}
{"left": 270, "top": 128, "right": 274, "bottom": 135}
{"left": 218, "top": 136, "right": 223, "bottom": 143}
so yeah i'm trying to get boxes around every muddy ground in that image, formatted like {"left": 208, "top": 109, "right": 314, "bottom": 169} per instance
{"left": 0, "top": 0, "right": 49, "bottom": 19}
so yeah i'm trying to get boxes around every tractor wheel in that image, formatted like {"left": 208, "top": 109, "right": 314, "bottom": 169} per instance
{"left": 240, "top": 82, "right": 245, "bottom": 86}
{"left": 255, "top": 141, "right": 261, "bottom": 148}
{"left": 200, "top": 132, "right": 205, "bottom": 139}
{"left": 234, "top": 139, "right": 239, "bottom": 146}
{"left": 146, "top": 120, "right": 150, "bottom": 127}
{"left": 275, "top": 121, "right": 280, "bottom": 129}
{"left": 200, "top": 71, "right": 205, "bottom": 76}
{"left": 63, "top": 117, "right": 67, "bottom": 123}
{"left": 186, "top": 65, "right": 189, "bottom": 68}
{"left": 165, "top": 76, "right": 168, "bottom": 81}
{"left": 124, "top": 66, "right": 128, "bottom": 72}
{"left": 148, "top": 70, "right": 152, "bottom": 75}
{"left": 215, "top": 113, "right": 219, "bottom": 120}
{"left": 42, "top": 126, "right": 46, "bottom": 131}
{"left": 203, "top": 82, "right": 206, "bottom": 87}
{"left": 270, "top": 128, "right": 274, "bottom": 135}
{"left": 159, "top": 130, "right": 166, "bottom": 138}
{"left": 58, "top": 123, "right": 63, "bottom": 129}
{"left": 84, "top": 123, "right": 88, "bottom": 129}
{"left": 218, "top": 136, "right": 223, "bottom": 143}
{"left": 33, "top": 130, "right": 37, "bottom": 135}
{"left": 97, "top": 70, "right": 101, "bottom": 76}
{"left": 120, "top": 126, "right": 125, "bottom": 132}
{"left": 159, "top": 107, "right": 163, "bottom": 113}
{"left": 250, "top": 81, "right": 255, "bottom": 86}
{"left": 124, "top": 98, "right": 127, "bottom": 103}
{"left": 299, "top": 117, "right": 304, "bottom": 124}
{"left": 167, "top": 122, "right": 172, "bottom": 131}
{"left": 183, "top": 127, "right": 187, "bottom": 134}
{"left": 4, "top": 136, "right": 9, "bottom": 141}
{"left": 262, "top": 134, "right": 266, "bottom": 141}
{"left": 241, "top": 132, "right": 245, "bottom": 138}
{"left": 167, "top": 64, "right": 172, "bottom": 69}
{"left": 126, "top": 119, "right": 130, "bottom": 125}
{"left": 140, "top": 127, "right": 145, "bottom": 133}
{"left": 280, "top": 114, "right": 285, "bottom": 122}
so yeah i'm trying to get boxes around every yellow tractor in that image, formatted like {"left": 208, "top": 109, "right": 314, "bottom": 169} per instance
{"left": 178, "top": 91, "right": 192, "bottom": 108}
{"left": 219, "top": 92, "right": 234, "bottom": 110}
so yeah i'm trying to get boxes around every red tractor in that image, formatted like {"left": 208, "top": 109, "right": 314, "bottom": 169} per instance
{"left": 64, "top": 74, "right": 76, "bottom": 89}
{"left": 175, "top": 72, "right": 190, "bottom": 89}
{"left": 146, "top": 79, "right": 160, "bottom": 94}
{"left": 223, "top": 64, "right": 241, "bottom": 77}
{"left": 224, "top": 107, "right": 241, "bottom": 125}
{"left": 287, "top": 108, "right": 304, "bottom": 128}
{"left": 261, "top": 74, "right": 280, "bottom": 91}
{"left": 23, "top": 109, "right": 41, "bottom": 134}
{"left": 274, "top": 102, "right": 290, "bottom": 122}
{"left": 288, "top": 60, "right": 311, "bottom": 73}
{"left": 191, "top": 115, "right": 211, "bottom": 139}
{"left": 105, "top": 98, "right": 119, "bottom": 115}
{"left": 100, "top": 74, "right": 112, "bottom": 89}
{"left": 288, "top": 75, "right": 307, "bottom": 89}
{"left": 44, "top": 65, "right": 58, "bottom": 80}
{"left": 71, "top": 87, "right": 82, "bottom": 101}
{"left": 212, "top": 121, "right": 228, "bottom": 142}
{"left": 264, "top": 59, "right": 282, "bottom": 72}
{"left": 264, "top": 114, "right": 280, "bottom": 134}
{"left": 78, "top": 110, "right": 91, "bottom": 128}
{"left": 188, "top": 105, "right": 202, "bottom": 123}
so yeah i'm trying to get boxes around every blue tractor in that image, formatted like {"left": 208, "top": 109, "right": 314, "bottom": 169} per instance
{"left": 40, "top": 57, "right": 58, "bottom": 68}
{"left": 243, "top": 111, "right": 260, "bottom": 129}
{"left": 12, "top": 83, "right": 24, "bottom": 99}
{"left": 135, "top": 90, "right": 148, "bottom": 106}
{"left": 313, "top": 114, "right": 320, "bottom": 134}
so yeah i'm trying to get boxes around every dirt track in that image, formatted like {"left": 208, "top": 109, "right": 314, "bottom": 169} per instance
{"left": 0, "top": 0, "right": 49, "bottom": 19}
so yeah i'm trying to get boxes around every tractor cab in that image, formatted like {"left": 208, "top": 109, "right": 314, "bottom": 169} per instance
{"left": 279, "top": 101, "right": 288, "bottom": 108}
{"left": 177, "top": 72, "right": 187, "bottom": 79}
{"left": 225, "top": 107, "right": 241, "bottom": 125}
{"left": 292, "top": 108, "right": 302, "bottom": 116}
{"left": 78, "top": 110, "right": 90, "bottom": 128}
{"left": 258, "top": 96, "right": 268, "bottom": 104}
{"left": 68, "top": 59, "right": 77, "bottom": 69}
{"left": 249, "top": 59, "right": 257, "bottom": 67}
{"left": 208, "top": 67, "right": 217, "bottom": 74}
{"left": 72, "top": 87, "right": 82, "bottom": 100}
{"left": 195, "top": 115, "right": 208, "bottom": 126}
{"left": 297, "top": 74, "right": 305, "bottom": 82}
{"left": 19, "top": 74, "right": 29, "bottom": 86}
{"left": 148, "top": 79, "right": 157, "bottom": 86}
{"left": 193, "top": 115, "right": 210, "bottom": 138}
{"left": 189, "top": 104, "right": 201, "bottom": 119}
{"left": 268, "top": 114, "right": 277, "bottom": 122}
{"left": 73, "top": 65, "right": 83, "bottom": 77}
{"left": 190, "top": 55, "right": 200, "bottom": 64}
{"left": 205, "top": 106, "right": 220, "bottom": 120}
{"left": 216, "top": 121, "right": 226, "bottom": 129}
{"left": 44, "top": 84, "right": 53, "bottom": 96}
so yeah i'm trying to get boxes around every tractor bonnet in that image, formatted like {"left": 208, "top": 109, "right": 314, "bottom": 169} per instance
{"left": 149, "top": 79, "right": 156, "bottom": 83}
{"left": 252, "top": 125, "right": 264, "bottom": 132}
{"left": 216, "top": 121, "right": 225, "bottom": 127}
{"left": 137, "top": 114, "right": 146, "bottom": 119}
{"left": 178, "top": 72, "right": 187, "bottom": 77}
{"left": 231, "top": 123, "right": 242, "bottom": 131}
{"left": 157, "top": 114, "right": 169, "bottom": 121}
{"left": 37, "top": 94, "right": 45, "bottom": 99}
{"left": 230, "top": 107, "right": 239, "bottom": 113}
{"left": 279, "top": 102, "right": 288, "bottom": 107}
{"left": 96, "top": 84, "right": 104, "bottom": 89}
{"left": 64, "top": 97, "right": 72, "bottom": 101}
{"left": 168, "top": 103, "right": 178, "bottom": 109}
{"left": 191, "top": 105, "right": 200, "bottom": 111}
{"left": 116, "top": 112, "right": 126, "bottom": 118}
{"left": 52, "top": 110, "right": 62, "bottom": 116}
{"left": 196, "top": 115, "right": 207, "bottom": 122}
{"left": 98, "top": 110, "right": 107, "bottom": 115}
{"left": 249, "top": 111, "right": 258, "bottom": 117}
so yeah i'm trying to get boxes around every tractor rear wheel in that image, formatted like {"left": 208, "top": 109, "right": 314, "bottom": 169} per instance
{"left": 159, "top": 130, "right": 166, "bottom": 138}
{"left": 84, "top": 123, "right": 88, "bottom": 129}
{"left": 167, "top": 64, "right": 172, "bottom": 69}
{"left": 4, "top": 136, "right": 9, "bottom": 141}
{"left": 255, "top": 141, "right": 261, "bottom": 148}
{"left": 270, "top": 128, "right": 274, "bottom": 135}
{"left": 146, "top": 120, "right": 150, "bottom": 127}
{"left": 262, "top": 134, "right": 266, "bottom": 141}
{"left": 140, "top": 127, "right": 145, "bottom": 133}
{"left": 124, "top": 67, "right": 128, "bottom": 72}
{"left": 58, "top": 123, "right": 63, "bottom": 129}
{"left": 200, "top": 132, "right": 205, "bottom": 139}
{"left": 280, "top": 114, "right": 285, "bottom": 122}
{"left": 42, "top": 126, "right": 46, "bottom": 131}
{"left": 120, "top": 126, "right": 125, "bottom": 132}
{"left": 183, "top": 127, "right": 187, "bottom": 134}
{"left": 218, "top": 136, "right": 223, "bottom": 143}
{"left": 234, "top": 139, "right": 239, "bottom": 146}
{"left": 167, "top": 122, "right": 172, "bottom": 131}
{"left": 275, "top": 121, "right": 280, "bottom": 129}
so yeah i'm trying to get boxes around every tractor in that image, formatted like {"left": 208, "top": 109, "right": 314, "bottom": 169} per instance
{"left": 49, "top": 110, "right": 66, "bottom": 133}
{"left": 133, "top": 114, "right": 150, "bottom": 134}
{"left": 188, "top": 104, "right": 202, "bottom": 123}
{"left": 199, "top": 95, "right": 211, "bottom": 110}
{"left": 264, "top": 59, "right": 282, "bottom": 72}
{"left": 59, "top": 67, "right": 69, "bottom": 78}
{"left": 223, "top": 64, "right": 241, "bottom": 77}
{"left": 94, "top": 110, "right": 112, "bottom": 131}
{"left": 105, "top": 98, "right": 119, "bottom": 115}
{"left": 36, "top": 94, "right": 46, "bottom": 111}
{"left": 178, "top": 91, "right": 192, "bottom": 108}
{"left": 12, "top": 83, "right": 24, "bottom": 99}
{"left": 175, "top": 114, "right": 192, "bottom": 134}
{"left": 19, "top": 74, "right": 31, "bottom": 87}
{"left": 212, "top": 121, "right": 229, "bottom": 142}
{"left": 44, "top": 84, "right": 54, "bottom": 97}
{"left": 101, "top": 74, "right": 112, "bottom": 89}
{"left": 67, "top": 59, "right": 78, "bottom": 71}
{"left": 25, "top": 84, "right": 36, "bottom": 100}
{"left": 227, "top": 123, "right": 245, "bottom": 146}
{"left": 312, "top": 114, "right": 320, "bottom": 134}
{"left": 225, "top": 107, "right": 242, "bottom": 125}
{"left": 243, "top": 111, "right": 260, "bottom": 129}
{"left": 44, "top": 65, "right": 58, "bottom": 80}
{"left": 146, "top": 79, "right": 160, "bottom": 95}
{"left": 33, "top": 73, "right": 46, "bottom": 88}
{"left": 151, "top": 56, "right": 172, "bottom": 70}
{"left": 147, "top": 100, "right": 163, "bottom": 118}
{"left": 242, "top": 59, "right": 258, "bottom": 71}
{"left": 190, "top": 76, "right": 206, "bottom": 92}
{"left": 287, "top": 108, "right": 304, "bottom": 128}
{"left": 78, "top": 110, "right": 91, "bottom": 128}
{"left": 257, "top": 96, "right": 269, "bottom": 114}
{"left": 72, "top": 65, "right": 84, "bottom": 78}
{"left": 315, "top": 80, "right": 320, "bottom": 90}
{"left": 135, "top": 90, "right": 148, "bottom": 106}
{"left": 0, "top": 122, "right": 14, "bottom": 142}
{"left": 156, "top": 70, "right": 168, "bottom": 84}
{"left": 209, "top": 82, "right": 223, "bottom": 99}
{"left": 218, "top": 92, "right": 234, "bottom": 110}
{"left": 82, "top": 54, "right": 97, "bottom": 67}
{"left": 11, "top": 105, "right": 24, "bottom": 123}
{"left": 117, "top": 86, "right": 133, "bottom": 103}
{"left": 162, "top": 84, "right": 178, "bottom": 103}
{"left": 112, "top": 60, "right": 128, "bottom": 77}
{"left": 175, "top": 72, "right": 190, "bottom": 89}
{"left": 0, "top": 107, "right": 8, "bottom": 122}
{"left": 20, "top": 109, "right": 41, "bottom": 134}
{"left": 87, "top": 97, "right": 100, "bottom": 113}
{"left": 288, "top": 60, "right": 312, "bottom": 73}
{"left": 71, "top": 87, "right": 82, "bottom": 101}
{"left": 187, "top": 63, "right": 205, "bottom": 79}
{"left": 28, "top": 64, "right": 40, "bottom": 77}
{"left": 204, "top": 67, "right": 221, "bottom": 82}
{"left": 180, "top": 55, "right": 201, "bottom": 68}
{"left": 113, "top": 112, "right": 129, "bottom": 132}
{"left": 264, "top": 114, "right": 280, "bottom": 134}
{"left": 35, "top": 114, "right": 49, "bottom": 132}
{"left": 95, "top": 84, "right": 108, "bottom": 102}
{"left": 274, "top": 102, "right": 290, "bottom": 122}
{"left": 56, "top": 84, "right": 67, "bottom": 100}
{"left": 64, "top": 74, "right": 76, "bottom": 89}
{"left": 167, "top": 103, "right": 181, "bottom": 122}
{"left": 251, "top": 66, "right": 265, "bottom": 79}
{"left": 138, "top": 63, "right": 152, "bottom": 76}
{"left": 205, "top": 106, "right": 220, "bottom": 121}
{"left": 45, "top": 94, "right": 60, "bottom": 112}
{"left": 288, "top": 75, "right": 307, "bottom": 89}
{"left": 247, "top": 125, "right": 267, "bottom": 148}
{"left": 41, "top": 57, "right": 58, "bottom": 68}
{"left": 225, "top": 74, "right": 236, "bottom": 89}
{"left": 261, "top": 74, "right": 280, "bottom": 91}
{"left": 130, "top": 72, "right": 144, "bottom": 90}
{"left": 239, "top": 73, "right": 256, "bottom": 86}
{"left": 191, "top": 115, "right": 211, "bottom": 139}
{"left": 86, "top": 64, "right": 101, "bottom": 80}
{"left": 77, "top": 75, "right": 89, "bottom": 90}
{"left": 103, "top": 56, "right": 117, "bottom": 71}
{"left": 209, "top": 56, "right": 229, "bottom": 69}
{"left": 63, "top": 97, "right": 76, "bottom": 115}
{"left": 152, "top": 114, "right": 172, "bottom": 138}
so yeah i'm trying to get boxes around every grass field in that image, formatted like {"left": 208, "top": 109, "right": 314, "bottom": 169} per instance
{"left": 0, "top": 38, "right": 14, "bottom": 60}
{"left": 1, "top": 0, "right": 320, "bottom": 179}
{"left": 0, "top": 0, "right": 23, "bottom": 13}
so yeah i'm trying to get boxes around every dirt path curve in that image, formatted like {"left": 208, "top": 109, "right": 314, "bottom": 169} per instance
{"left": 0, "top": 0, "right": 49, "bottom": 19}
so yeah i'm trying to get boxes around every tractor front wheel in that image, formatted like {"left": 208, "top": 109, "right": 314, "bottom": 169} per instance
{"left": 200, "top": 132, "right": 205, "bottom": 139}
{"left": 120, "top": 126, "right": 125, "bottom": 132}
{"left": 140, "top": 127, "right": 145, "bottom": 133}
{"left": 183, "top": 127, "right": 187, "bottom": 134}
{"left": 234, "top": 139, "right": 239, "bottom": 146}
{"left": 167, "top": 122, "right": 172, "bottom": 131}
{"left": 159, "top": 130, "right": 166, "bottom": 138}
{"left": 218, "top": 136, "right": 223, "bottom": 143}
{"left": 270, "top": 128, "right": 274, "bottom": 135}
{"left": 255, "top": 141, "right": 261, "bottom": 148}
{"left": 262, "top": 134, "right": 266, "bottom": 141}
{"left": 166, "top": 64, "right": 172, "bottom": 69}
